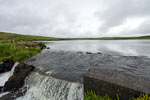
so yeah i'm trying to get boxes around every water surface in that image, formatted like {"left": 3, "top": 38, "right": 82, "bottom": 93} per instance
{"left": 46, "top": 40, "right": 150, "bottom": 57}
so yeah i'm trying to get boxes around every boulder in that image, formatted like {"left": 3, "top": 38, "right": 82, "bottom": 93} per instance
{"left": 47, "top": 47, "right": 50, "bottom": 49}
{"left": 3, "top": 63, "right": 34, "bottom": 92}
{"left": 0, "top": 59, "right": 14, "bottom": 73}
{"left": 84, "top": 68, "right": 150, "bottom": 100}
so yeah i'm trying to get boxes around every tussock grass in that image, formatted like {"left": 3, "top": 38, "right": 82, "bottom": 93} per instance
{"left": 84, "top": 91, "right": 113, "bottom": 100}
{"left": 0, "top": 42, "right": 41, "bottom": 62}
{"left": 84, "top": 91, "right": 150, "bottom": 100}
{"left": 0, "top": 32, "right": 52, "bottom": 62}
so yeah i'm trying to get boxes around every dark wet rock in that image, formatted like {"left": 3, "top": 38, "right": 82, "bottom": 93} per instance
{"left": 0, "top": 86, "right": 3, "bottom": 93}
{"left": 0, "top": 92, "right": 15, "bottom": 100}
{"left": 38, "top": 43, "right": 46, "bottom": 50}
{"left": 0, "top": 59, "right": 14, "bottom": 73}
{"left": 86, "top": 52, "right": 92, "bottom": 54}
{"left": 84, "top": 68, "right": 150, "bottom": 100}
{"left": 97, "top": 52, "right": 102, "bottom": 54}
{"left": 47, "top": 47, "right": 50, "bottom": 49}
{"left": 0, "top": 87, "right": 28, "bottom": 100}
{"left": 15, "top": 87, "right": 27, "bottom": 98}
{"left": 3, "top": 63, "right": 34, "bottom": 92}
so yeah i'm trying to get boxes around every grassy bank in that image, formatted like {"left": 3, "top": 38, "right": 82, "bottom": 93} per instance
{"left": 0, "top": 32, "right": 50, "bottom": 62}
{"left": 0, "top": 41, "right": 42, "bottom": 62}
{"left": 84, "top": 91, "right": 150, "bottom": 100}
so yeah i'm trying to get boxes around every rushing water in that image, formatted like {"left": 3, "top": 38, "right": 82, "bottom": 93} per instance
{"left": 17, "top": 71, "right": 83, "bottom": 100}
{"left": 45, "top": 40, "right": 150, "bottom": 57}
{"left": 0, "top": 62, "right": 19, "bottom": 97}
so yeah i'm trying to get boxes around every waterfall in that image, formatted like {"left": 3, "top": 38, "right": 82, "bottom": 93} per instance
{"left": 0, "top": 62, "right": 19, "bottom": 98}
{"left": 17, "top": 71, "right": 84, "bottom": 100}
{"left": 1, "top": 63, "right": 84, "bottom": 100}
{"left": 0, "top": 62, "right": 19, "bottom": 86}
{"left": 10, "top": 62, "right": 19, "bottom": 76}
{"left": 0, "top": 72, "right": 11, "bottom": 86}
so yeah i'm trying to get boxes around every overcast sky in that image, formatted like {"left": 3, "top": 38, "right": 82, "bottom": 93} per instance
{"left": 0, "top": 0, "right": 150, "bottom": 37}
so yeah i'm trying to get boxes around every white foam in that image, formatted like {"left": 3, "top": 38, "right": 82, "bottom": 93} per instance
{"left": 0, "top": 71, "right": 11, "bottom": 86}
{"left": 10, "top": 62, "right": 19, "bottom": 76}
{"left": 0, "top": 92, "right": 10, "bottom": 97}
{"left": 17, "top": 72, "right": 83, "bottom": 100}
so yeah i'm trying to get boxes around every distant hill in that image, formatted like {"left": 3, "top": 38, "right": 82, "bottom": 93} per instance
{"left": 0, "top": 32, "right": 63, "bottom": 41}
{"left": 0, "top": 32, "right": 150, "bottom": 41}
{"left": 69, "top": 35, "right": 150, "bottom": 40}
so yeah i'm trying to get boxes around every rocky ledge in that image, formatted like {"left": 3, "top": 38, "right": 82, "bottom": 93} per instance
{"left": 0, "top": 63, "right": 34, "bottom": 99}
{"left": 84, "top": 68, "right": 150, "bottom": 100}
{"left": 0, "top": 59, "right": 14, "bottom": 74}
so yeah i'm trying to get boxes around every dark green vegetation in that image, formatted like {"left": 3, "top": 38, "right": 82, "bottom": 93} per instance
{"left": 84, "top": 91, "right": 150, "bottom": 100}
{"left": 68, "top": 36, "right": 150, "bottom": 40}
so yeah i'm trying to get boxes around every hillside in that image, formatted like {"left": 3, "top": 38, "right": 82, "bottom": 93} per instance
{"left": 68, "top": 36, "right": 150, "bottom": 40}
{"left": 0, "top": 32, "right": 64, "bottom": 41}
{"left": 0, "top": 32, "right": 150, "bottom": 41}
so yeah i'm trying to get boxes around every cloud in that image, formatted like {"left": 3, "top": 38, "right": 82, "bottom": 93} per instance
{"left": 0, "top": 0, "right": 149, "bottom": 37}
{"left": 96, "top": 0, "right": 150, "bottom": 34}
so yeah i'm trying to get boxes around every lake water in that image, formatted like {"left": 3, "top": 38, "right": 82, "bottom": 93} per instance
{"left": 46, "top": 40, "right": 150, "bottom": 57}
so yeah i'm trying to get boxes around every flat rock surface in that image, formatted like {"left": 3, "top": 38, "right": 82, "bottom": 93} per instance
{"left": 85, "top": 68, "right": 150, "bottom": 93}
{"left": 26, "top": 50, "right": 150, "bottom": 83}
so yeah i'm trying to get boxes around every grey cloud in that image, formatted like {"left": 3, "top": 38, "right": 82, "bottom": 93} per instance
{"left": 127, "top": 18, "right": 150, "bottom": 36}
{"left": 96, "top": 0, "right": 150, "bottom": 33}
{"left": 0, "top": 0, "right": 150, "bottom": 37}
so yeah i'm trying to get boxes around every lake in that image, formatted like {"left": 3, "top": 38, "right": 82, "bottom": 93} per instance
{"left": 45, "top": 40, "right": 150, "bottom": 57}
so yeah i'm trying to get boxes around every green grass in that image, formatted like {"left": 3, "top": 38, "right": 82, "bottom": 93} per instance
{"left": 85, "top": 91, "right": 114, "bottom": 100}
{"left": 0, "top": 42, "right": 41, "bottom": 62}
{"left": 84, "top": 91, "right": 150, "bottom": 100}
{"left": 0, "top": 32, "right": 65, "bottom": 42}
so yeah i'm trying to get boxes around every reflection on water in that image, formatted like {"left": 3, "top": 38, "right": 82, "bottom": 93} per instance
{"left": 46, "top": 40, "right": 150, "bottom": 57}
